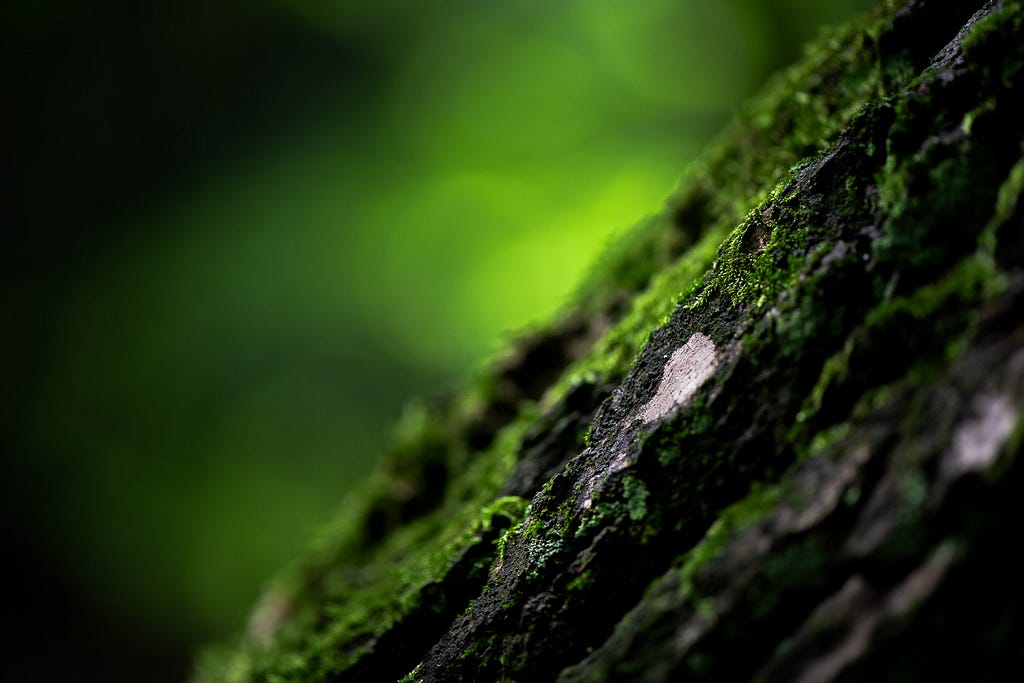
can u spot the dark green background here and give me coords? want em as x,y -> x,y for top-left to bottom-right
3,1 -> 874,680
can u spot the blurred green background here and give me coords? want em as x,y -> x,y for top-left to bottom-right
3,1 -> 874,681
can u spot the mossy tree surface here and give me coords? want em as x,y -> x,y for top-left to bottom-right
196,1 -> 1024,681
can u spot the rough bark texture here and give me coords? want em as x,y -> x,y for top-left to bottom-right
195,1 -> 1024,681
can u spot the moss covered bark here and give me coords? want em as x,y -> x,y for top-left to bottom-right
195,1 -> 1024,681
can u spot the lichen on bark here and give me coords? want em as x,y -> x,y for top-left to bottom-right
195,1 -> 1024,681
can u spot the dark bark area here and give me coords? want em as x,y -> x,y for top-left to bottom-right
195,1 -> 1024,681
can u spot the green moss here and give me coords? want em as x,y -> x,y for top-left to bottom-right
962,1 -> 1023,68
1004,408 -> 1024,470
795,252 -> 1004,441
675,482 -> 781,607
653,401 -> 714,468
567,569 -> 595,593
575,212 -> 687,309
579,423 -> 594,448
750,537 -> 830,620
553,227 -> 724,396
459,633 -> 499,663
520,532 -> 566,581
546,6 -> 895,404
796,337 -> 857,425
623,476 -> 650,522
876,151 -> 986,273
569,471 -> 658,541
960,98 -> 998,137
573,493 -> 620,540
193,407 -> 538,683
546,9 -> 903,410
867,254 -> 1000,324
992,157 -> 1024,228
479,496 -> 531,532
491,498 -> 531,574
869,255 -> 1002,376
398,663 -> 422,683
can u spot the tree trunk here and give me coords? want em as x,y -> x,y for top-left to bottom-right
196,1 -> 1024,681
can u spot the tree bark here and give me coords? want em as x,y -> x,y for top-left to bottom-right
196,1 -> 1024,681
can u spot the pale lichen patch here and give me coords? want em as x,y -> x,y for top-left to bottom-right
609,450 -> 632,474
941,393 -> 1016,479
639,332 -> 719,424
